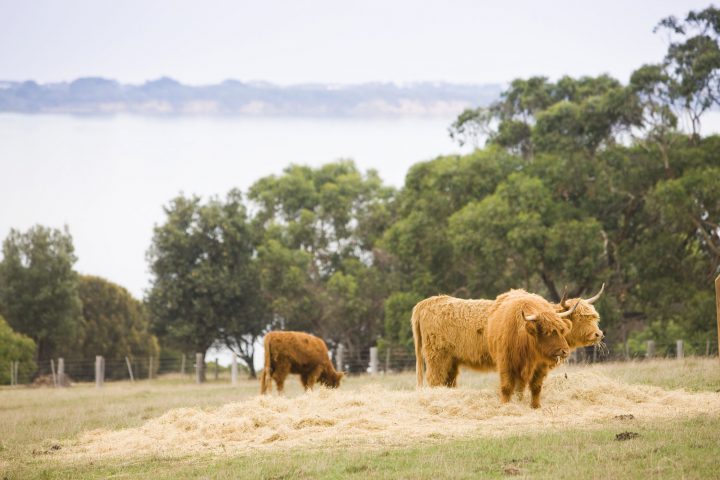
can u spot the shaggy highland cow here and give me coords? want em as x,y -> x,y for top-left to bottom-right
485,290 -> 576,408
260,331 -> 344,394
412,285 -> 604,389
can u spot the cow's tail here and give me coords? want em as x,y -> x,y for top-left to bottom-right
260,335 -> 272,394
412,306 -> 424,387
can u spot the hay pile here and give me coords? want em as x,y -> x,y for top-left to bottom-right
69,370 -> 720,458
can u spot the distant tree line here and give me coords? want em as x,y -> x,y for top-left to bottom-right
0,226 -> 159,374
1,6 -> 718,380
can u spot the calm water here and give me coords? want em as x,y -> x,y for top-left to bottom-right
0,113 -> 468,297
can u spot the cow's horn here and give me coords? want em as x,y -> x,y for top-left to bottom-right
585,283 -> 605,304
558,299 -> 580,318
559,285 -> 569,309
523,310 -> 538,322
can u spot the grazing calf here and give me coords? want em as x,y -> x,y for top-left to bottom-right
260,331 -> 344,394
486,290 -> 574,408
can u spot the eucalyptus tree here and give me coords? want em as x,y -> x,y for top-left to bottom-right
78,275 -> 160,362
147,190 -> 265,375
0,225 -> 84,361
249,160 -> 395,367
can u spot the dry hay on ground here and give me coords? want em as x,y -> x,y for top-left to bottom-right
67,370 -> 720,459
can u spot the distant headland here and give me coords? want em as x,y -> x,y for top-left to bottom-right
0,77 -> 501,117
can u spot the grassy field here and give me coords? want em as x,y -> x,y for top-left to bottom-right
1,358 -> 719,479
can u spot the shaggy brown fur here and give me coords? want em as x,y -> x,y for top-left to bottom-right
485,290 -> 571,408
260,331 -> 344,395
412,288 -> 603,390
555,299 -> 603,348
412,295 -> 496,388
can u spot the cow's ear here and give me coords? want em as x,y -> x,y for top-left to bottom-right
524,320 -> 539,336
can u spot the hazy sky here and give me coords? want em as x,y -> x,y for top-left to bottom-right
0,0 -> 709,85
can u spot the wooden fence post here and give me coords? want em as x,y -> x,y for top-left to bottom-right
385,348 -> 391,373
336,344 -> 344,372
57,358 -> 65,387
195,353 -> 203,384
9,361 -> 14,386
214,358 -> 219,380
148,356 -> 153,380
95,356 -> 104,388
180,354 -> 186,376
676,340 -> 684,360
125,356 -> 135,383
369,347 -> 378,375
646,340 -> 655,359
50,359 -> 57,387
231,355 -> 238,385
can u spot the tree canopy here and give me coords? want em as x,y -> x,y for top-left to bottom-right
78,275 -> 160,361
146,189 -> 266,375
0,315 -> 36,384
0,226 -> 84,361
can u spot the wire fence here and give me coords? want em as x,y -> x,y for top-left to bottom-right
3,338 -> 718,387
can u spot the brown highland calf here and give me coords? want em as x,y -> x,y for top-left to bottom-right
260,331 -> 344,394
412,285 -> 604,389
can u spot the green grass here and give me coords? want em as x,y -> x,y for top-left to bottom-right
590,357 -> 720,392
1,359 -> 719,479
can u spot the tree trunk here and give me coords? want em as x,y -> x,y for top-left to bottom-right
241,354 -> 256,379
195,347 -> 209,382
540,272 -> 560,302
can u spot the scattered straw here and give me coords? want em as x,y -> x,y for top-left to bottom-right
66,370 -> 720,459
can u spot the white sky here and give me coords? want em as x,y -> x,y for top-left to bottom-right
0,0 -> 709,85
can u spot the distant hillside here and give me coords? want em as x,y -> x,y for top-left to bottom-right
0,77 -> 501,117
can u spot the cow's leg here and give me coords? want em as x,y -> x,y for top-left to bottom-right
260,368 -> 272,394
272,361 -> 290,393
300,373 -> 310,390
499,368 -> 516,403
515,382 -> 526,401
445,359 -> 460,388
304,365 -> 324,391
425,353 -> 454,387
529,365 -> 549,409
